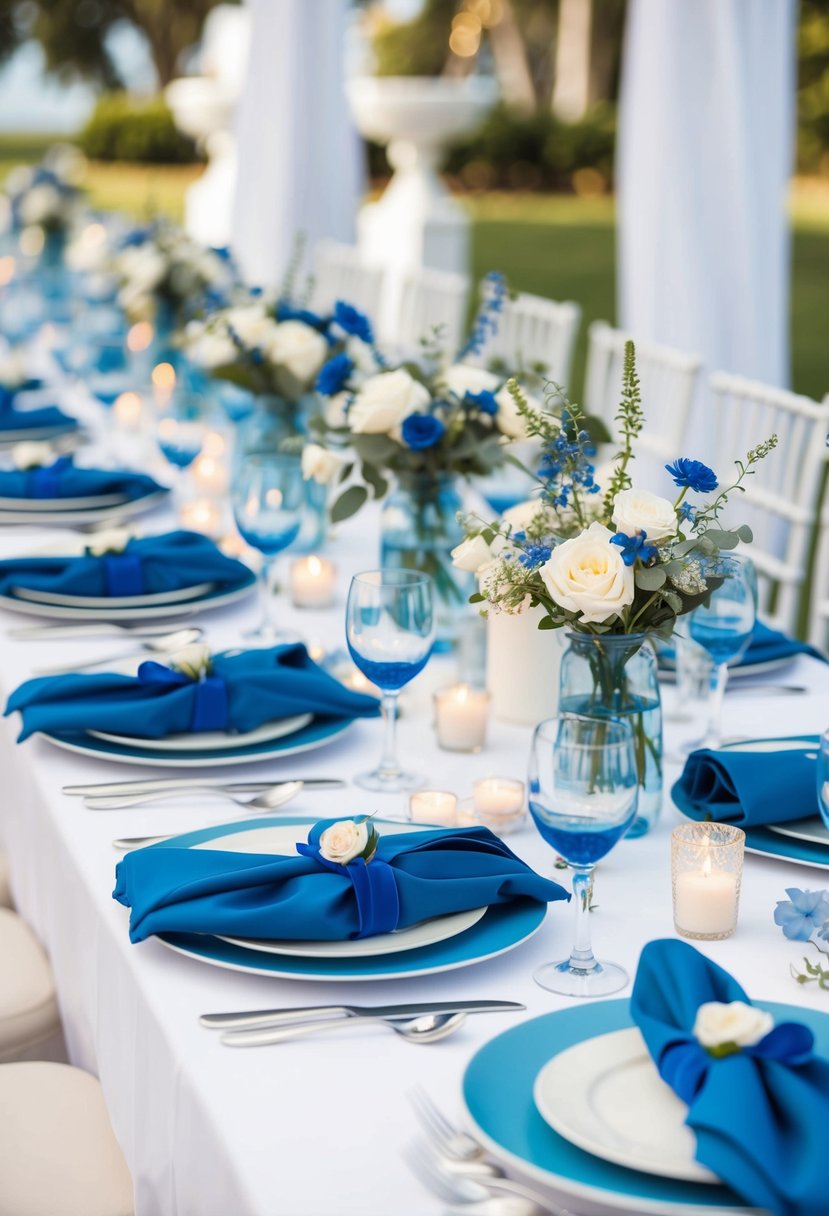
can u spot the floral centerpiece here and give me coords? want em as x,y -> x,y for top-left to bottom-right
455,341 -> 777,832
1,146 -> 85,267
304,272 -> 537,645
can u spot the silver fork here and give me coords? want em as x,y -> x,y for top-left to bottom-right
405,1141 -> 567,1215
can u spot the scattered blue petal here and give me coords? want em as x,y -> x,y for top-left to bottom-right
773,888 -> 829,941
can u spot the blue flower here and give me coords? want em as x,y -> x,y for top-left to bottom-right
678,501 -> 696,523
333,301 -> 374,345
401,413 -> 446,451
610,530 -> 657,567
773,888 -> 829,940
518,543 -> 552,569
315,353 -> 353,396
464,389 -> 498,416
665,458 -> 718,494
275,301 -> 328,332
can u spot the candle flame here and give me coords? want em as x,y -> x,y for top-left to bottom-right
127,322 -> 153,353
307,555 -> 323,576
152,362 -> 176,390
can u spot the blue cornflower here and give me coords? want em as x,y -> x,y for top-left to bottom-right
401,413 -> 446,451
518,543 -> 552,570
665,458 -> 718,494
610,530 -> 657,566
464,389 -> 498,416
333,301 -> 374,344
774,888 -> 829,940
678,501 -> 696,523
315,352 -> 353,396
275,300 -> 329,332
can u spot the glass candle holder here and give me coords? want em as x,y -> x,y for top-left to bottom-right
409,790 -> 458,826
473,777 -> 526,834
671,823 -> 745,940
433,684 -> 490,752
290,555 -> 336,608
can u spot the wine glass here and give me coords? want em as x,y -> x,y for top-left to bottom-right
688,553 -> 758,749
232,453 -> 306,643
817,728 -> 829,830
528,715 -> 638,997
346,570 -> 435,791
156,391 -> 207,477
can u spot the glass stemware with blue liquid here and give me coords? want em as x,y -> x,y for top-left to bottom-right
688,553 -> 757,748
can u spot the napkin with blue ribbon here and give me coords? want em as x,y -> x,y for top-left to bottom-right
113,818 -> 567,944
6,643 -> 380,741
632,939 -> 829,1216
0,456 -> 165,503
0,385 -> 77,434
0,379 -> 43,411
0,530 -> 251,599
672,737 -> 819,827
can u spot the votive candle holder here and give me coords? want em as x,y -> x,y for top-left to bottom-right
671,822 -> 745,941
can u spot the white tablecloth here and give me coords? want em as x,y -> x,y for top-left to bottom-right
0,393 -> 827,1216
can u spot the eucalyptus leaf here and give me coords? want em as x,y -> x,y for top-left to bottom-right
737,524 -> 753,543
703,528 -> 740,550
330,484 -> 368,524
361,462 -> 388,500
635,566 -> 667,590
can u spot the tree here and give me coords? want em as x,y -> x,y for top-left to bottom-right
0,0 -> 230,88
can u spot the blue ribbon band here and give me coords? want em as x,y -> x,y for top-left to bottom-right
26,456 -> 72,499
136,662 -> 229,733
103,554 -> 144,597
659,1020 -> 817,1105
297,825 -> 400,939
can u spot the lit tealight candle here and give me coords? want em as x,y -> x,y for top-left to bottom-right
179,498 -> 222,537
127,322 -> 154,354
672,824 -> 744,941
113,391 -> 143,431
434,684 -> 490,752
290,555 -> 336,608
191,452 -> 229,497
409,790 -> 458,827
473,778 -> 526,834
341,667 -> 380,697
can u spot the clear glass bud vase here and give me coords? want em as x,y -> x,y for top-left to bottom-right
380,472 -> 473,651
558,631 -> 663,836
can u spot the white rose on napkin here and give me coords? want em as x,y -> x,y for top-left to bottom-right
12,441 -> 55,470
539,521 -> 634,624
264,321 -> 328,386
612,488 -> 677,543
86,528 -> 132,557
349,369 -> 430,436
451,534 -> 494,573
319,819 -> 371,866
301,443 -> 344,486
441,364 -> 500,399
169,643 -> 212,681
694,1000 -> 774,1052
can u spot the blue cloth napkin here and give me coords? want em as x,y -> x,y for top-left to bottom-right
113,819 -> 567,944
0,456 -> 165,503
632,939 -> 829,1216
740,622 -> 825,666
0,379 -> 43,410
672,737 -> 819,827
0,530 -> 251,599
0,400 -> 79,433
6,643 -> 380,741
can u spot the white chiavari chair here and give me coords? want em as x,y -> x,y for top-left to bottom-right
310,241 -> 385,319
709,373 -> 829,638
806,393 -> 829,653
480,289 -> 581,391
394,266 -> 470,357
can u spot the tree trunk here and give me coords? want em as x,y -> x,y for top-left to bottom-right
488,0 -> 537,113
552,0 -> 592,120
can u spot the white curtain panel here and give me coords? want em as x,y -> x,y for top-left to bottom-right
231,0 -> 364,289
617,0 -> 797,388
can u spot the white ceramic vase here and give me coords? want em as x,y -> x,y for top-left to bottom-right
487,604 -> 562,725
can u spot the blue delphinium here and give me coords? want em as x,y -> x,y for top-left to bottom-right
665,458 -> 718,494
456,271 -> 507,360
537,426 -> 600,512
678,501 -> 696,523
464,389 -> 498,416
517,542 -> 553,570
275,300 -> 329,333
316,352 -> 353,396
333,300 -> 374,345
774,888 -> 829,940
402,413 -> 446,451
610,531 -> 657,566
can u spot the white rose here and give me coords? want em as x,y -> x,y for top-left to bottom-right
693,1001 -> 774,1051
120,245 -> 167,293
223,305 -> 273,349
451,534 -> 494,573
539,521 -> 634,625
346,336 -> 381,376
349,369 -> 431,435
502,499 -> 543,532
324,391 -> 350,429
494,385 -> 544,440
442,364 -> 500,399
612,488 -> 677,543
264,320 -> 328,386
301,443 -> 344,486
5,166 -> 34,198
169,643 -> 212,681
319,819 -> 369,865
12,441 -> 54,470
19,184 -> 62,226
0,348 -> 29,389
193,329 -> 238,369
86,527 -> 132,557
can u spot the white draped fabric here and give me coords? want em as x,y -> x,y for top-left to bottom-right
230,0 -> 364,289
617,0 -> 797,388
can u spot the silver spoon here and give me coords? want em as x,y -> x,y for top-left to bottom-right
110,781 -> 305,848
95,778 -> 306,813
32,627 -> 204,676
221,1011 -> 467,1047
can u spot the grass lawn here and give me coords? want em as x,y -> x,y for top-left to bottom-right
2,134 -> 827,400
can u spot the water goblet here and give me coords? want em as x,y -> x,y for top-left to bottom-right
817,728 -> 829,830
346,570 -> 435,792
528,714 -> 638,997
232,453 -> 306,644
688,553 -> 758,748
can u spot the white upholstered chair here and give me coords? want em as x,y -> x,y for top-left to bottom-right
0,849 -> 12,908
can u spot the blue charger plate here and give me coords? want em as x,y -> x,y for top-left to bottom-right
141,816 -> 549,981
463,998 -> 829,1214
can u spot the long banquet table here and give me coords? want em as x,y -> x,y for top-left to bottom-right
0,394 -> 827,1216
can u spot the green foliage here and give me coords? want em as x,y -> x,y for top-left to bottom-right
798,0 -> 829,173
78,93 -> 200,164
371,0 -> 452,77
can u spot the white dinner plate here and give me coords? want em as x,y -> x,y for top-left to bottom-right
89,712 -> 313,754
12,581 -> 215,609
0,489 -> 168,527
659,654 -> 794,683
0,571 -> 256,622
0,492 -> 127,511
533,1028 -> 717,1185
768,817 -> 829,846
0,425 -> 78,446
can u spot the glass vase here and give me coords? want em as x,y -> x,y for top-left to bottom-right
234,393 -> 326,553
380,473 -> 473,651
558,631 -> 663,837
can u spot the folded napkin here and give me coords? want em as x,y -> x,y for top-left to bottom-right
113,819 -> 567,944
632,939 -> 829,1216
672,737 -> 819,827
741,621 -> 825,666
6,643 -> 380,741
0,401 -> 78,433
0,530 -> 251,599
0,456 -> 164,503
0,379 -> 43,410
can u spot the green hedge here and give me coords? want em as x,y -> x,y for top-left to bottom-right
78,94 -> 202,164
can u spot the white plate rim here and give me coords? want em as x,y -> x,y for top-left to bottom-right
89,711 -> 313,754
0,574 -> 254,621
659,654 -> 794,683
767,818 -> 829,846
0,492 -> 127,511
11,580 -> 215,609
532,1027 -> 717,1185
0,488 -> 168,526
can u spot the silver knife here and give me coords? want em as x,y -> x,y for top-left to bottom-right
200,1000 -> 524,1031
64,777 -> 345,796
9,622 -> 195,640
